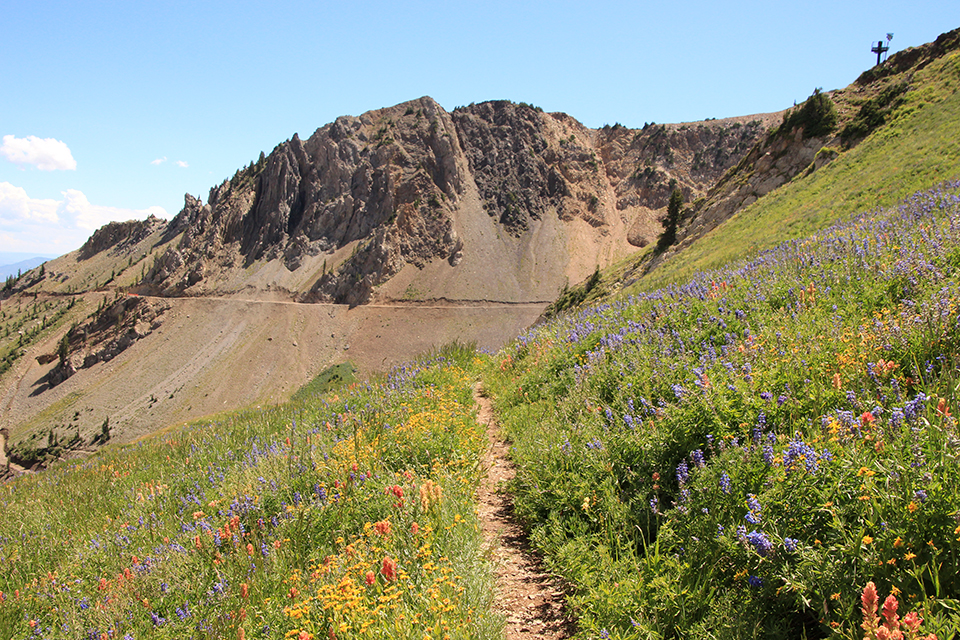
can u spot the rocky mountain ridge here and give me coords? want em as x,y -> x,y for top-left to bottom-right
7,26 -> 958,452
122,97 -> 778,306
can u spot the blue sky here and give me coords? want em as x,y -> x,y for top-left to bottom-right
1,0 -> 953,255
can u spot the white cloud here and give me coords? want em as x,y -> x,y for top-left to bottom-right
176,160 -> 189,168
1,135 -> 77,171
0,182 -> 59,223
0,181 -> 166,254
151,156 -> 167,165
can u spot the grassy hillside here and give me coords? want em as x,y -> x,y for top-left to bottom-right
7,181 -> 959,639
634,48 -> 960,292
0,345 -> 498,639
482,181 -> 960,638
4,193 -> 960,639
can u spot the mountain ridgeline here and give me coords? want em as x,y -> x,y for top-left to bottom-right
4,27 -> 958,452
130,99 -> 777,305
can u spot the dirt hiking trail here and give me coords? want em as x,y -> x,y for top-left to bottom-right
474,384 -> 576,639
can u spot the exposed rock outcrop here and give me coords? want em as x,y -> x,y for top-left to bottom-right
124,97 -> 775,304
679,124 -> 831,245
454,101 -> 570,234
142,97 -> 467,303
39,295 -> 168,387
78,216 -> 166,260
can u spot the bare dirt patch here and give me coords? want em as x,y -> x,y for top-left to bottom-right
474,384 -> 575,640
0,293 -> 547,451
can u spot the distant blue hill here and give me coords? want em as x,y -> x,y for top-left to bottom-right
0,255 -> 56,281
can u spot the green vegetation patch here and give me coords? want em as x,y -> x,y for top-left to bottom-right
290,362 -> 357,403
636,50 -> 960,293
483,182 -> 960,638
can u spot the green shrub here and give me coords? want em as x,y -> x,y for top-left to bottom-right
779,88 -> 838,139
841,82 -> 909,143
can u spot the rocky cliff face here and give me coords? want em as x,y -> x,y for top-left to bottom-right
39,295 -> 168,387
143,97 -> 466,304
135,97 -> 774,304
78,216 -> 166,261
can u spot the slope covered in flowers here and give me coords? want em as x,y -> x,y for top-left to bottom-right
0,345 -> 496,640
483,182 -> 960,639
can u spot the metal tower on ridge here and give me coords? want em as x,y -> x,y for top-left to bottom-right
872,33 -> 893,66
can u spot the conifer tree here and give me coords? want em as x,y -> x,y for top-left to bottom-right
657,188 -> 684,252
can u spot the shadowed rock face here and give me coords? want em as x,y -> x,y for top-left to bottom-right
453,101 -> 567,235
137,97 -> 775,304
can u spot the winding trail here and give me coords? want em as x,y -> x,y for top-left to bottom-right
474,384 -> 575,640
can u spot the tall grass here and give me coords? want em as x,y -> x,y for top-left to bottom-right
483,182 -> 960,638
0,346 -> 498,639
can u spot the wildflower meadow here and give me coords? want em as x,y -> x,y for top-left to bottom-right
5,180 -> 960,639
483,182 -> 960,638
0,345 -> 497,640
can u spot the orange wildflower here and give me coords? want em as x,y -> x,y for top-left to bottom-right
381,556 -> 397,581
861,581 -> 879,636
937,398 -> 952,417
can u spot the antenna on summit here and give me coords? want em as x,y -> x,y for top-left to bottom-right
871,33 -> 893,66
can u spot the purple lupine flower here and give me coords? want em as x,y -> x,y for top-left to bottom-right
745,494 -> 762,524
719,472 -> 731,494
762,443 -> 775,466
747,530 -> 773,556
691,449 -> 705,468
